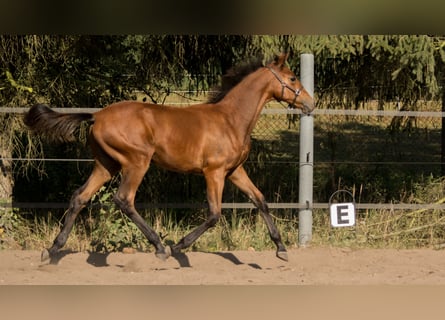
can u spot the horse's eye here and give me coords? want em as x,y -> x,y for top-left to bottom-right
290,77 -> 296,82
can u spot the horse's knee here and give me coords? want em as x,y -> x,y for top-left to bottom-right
248,192 -> 268,213
258,201 -> 269,213
70,182 -> 102,210
68,190 -> 88,212
114,195 -> 130,212
252,197 -> 269,213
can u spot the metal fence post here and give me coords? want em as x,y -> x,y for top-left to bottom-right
298,53 -> 314,247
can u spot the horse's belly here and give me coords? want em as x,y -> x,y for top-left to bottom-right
151,154 -> 203,174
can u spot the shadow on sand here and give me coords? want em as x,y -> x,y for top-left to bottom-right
46,249 -> 262,270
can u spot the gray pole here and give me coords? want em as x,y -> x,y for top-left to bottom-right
298,53 -> 314,247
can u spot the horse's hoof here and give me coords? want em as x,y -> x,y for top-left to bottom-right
41,249 -> 50,262
155,246 -> 171,261
276,250 -> 288,262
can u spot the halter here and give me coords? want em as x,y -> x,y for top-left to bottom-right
266,66 -> 302,107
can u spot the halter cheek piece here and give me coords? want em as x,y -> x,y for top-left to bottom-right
266,66 -> 302,107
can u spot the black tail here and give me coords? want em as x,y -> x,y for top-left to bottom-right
23,104 -> 94,143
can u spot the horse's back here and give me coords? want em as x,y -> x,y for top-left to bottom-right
94,100 -> 159,118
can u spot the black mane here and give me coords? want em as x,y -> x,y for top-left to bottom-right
207,56 -> 264,104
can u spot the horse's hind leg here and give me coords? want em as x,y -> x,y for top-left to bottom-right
228,165 -> 288,261
113,165 -> 171,261
42,161 -> 116,263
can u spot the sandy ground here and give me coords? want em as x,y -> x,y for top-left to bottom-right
1,247 -> 445,285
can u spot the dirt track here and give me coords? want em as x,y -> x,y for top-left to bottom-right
1,247 -> 445,285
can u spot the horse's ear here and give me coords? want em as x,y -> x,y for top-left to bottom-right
272,52 -> 289,69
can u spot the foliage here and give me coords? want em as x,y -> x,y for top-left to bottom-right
0,208 -> 30,249
86,186 -> 150,252
250,35 -> 445,115
2,35 -> 445,252
313,177 -> 445,249
3,35 -> 445,109
0,35 -> 253,108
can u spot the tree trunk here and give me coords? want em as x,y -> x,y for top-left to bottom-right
442,85 -> 445,176
0,146 -> 13,204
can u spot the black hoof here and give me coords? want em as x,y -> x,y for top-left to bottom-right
155,246 -> 171,261
276,250 -> 288,262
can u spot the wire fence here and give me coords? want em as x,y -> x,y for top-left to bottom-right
1,99 -> 445,212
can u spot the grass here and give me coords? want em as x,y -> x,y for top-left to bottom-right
2,177 -> 444,253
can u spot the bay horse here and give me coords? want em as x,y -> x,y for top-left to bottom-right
24,53 -> 315,264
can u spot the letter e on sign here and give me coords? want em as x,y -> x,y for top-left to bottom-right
330,203 -> 355,227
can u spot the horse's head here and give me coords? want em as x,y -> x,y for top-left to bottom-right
267,53 -> 315,114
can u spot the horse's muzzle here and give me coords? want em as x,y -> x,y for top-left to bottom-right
302,101 -> 315,114
290,100 -> 315,115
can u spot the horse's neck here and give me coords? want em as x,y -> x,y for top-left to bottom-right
219,69 -> 272,138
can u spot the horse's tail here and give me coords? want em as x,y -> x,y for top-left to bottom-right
23,104 -> 95,143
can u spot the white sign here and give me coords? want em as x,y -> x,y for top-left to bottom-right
330,203 -> 355,227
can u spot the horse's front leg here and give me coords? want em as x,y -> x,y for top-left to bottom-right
228,165 -> 288,261
171,169 -> 225,253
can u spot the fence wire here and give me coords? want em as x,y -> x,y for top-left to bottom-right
1,103 -> 444,211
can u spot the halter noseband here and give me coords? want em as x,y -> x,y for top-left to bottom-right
266,66 -> 302,107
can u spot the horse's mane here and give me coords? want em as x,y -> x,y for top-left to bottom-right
207,56 -> 264,104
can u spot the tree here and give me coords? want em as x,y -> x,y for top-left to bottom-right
251,35 -> 444,106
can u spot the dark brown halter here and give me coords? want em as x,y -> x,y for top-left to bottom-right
266,66 -> 302,107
